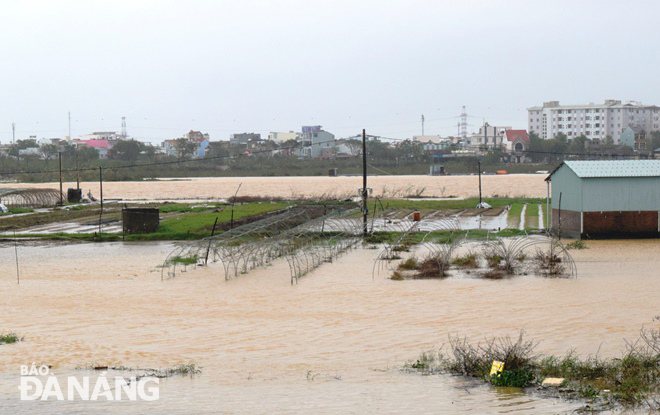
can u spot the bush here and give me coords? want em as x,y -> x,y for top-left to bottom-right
414,256 -> 448,279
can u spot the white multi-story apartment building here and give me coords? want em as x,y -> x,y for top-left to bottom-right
528,100 -> 660,143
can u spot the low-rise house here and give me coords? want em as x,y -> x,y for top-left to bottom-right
298,126 -> 335,158
230,132 -> 260,147
469,125 -> 510,148
73,138 -> 117,159
503,130 -> 530,163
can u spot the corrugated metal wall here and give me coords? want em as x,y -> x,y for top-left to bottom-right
550,166 -> 583,211
582,177 -> 660,211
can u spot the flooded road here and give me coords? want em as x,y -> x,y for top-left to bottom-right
1,238 -> 658,414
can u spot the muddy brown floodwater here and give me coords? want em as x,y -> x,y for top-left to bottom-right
0,174 -> 549,200
0,176 -> 658,414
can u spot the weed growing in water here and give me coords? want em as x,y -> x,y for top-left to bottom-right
414,256 -> 448,279
397,257 -> 419,270
451,253 -> 479,268
407,327 -> 660,409
566,240 -> 588,250
391,271 -> 405,281
0,332 -> 22,344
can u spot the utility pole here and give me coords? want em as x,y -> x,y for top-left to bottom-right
484,121 -> 488,148
12,123 -> 15,144
76,150 -> 80,190
59,152 -> 63,205
460,106 -> 468,141
478,159 -> 482,208
421,114 -> 425,136
68,111 -> 71,140
362,129 -> 368,237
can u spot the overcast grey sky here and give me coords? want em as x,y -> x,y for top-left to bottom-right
1,0 -> 658,144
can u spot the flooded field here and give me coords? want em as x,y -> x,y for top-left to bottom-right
1,237 -> 659,414
0,174 -> 548,200
0,176 -> 657,413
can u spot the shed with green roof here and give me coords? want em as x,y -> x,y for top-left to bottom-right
545,160 -> 660,238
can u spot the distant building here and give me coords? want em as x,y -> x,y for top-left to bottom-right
413,135 -> 451,153
619,127 -> 636,149
18,147 -> 40,157
230,132 -> 260,146
74,138 -> 118,159
81,131 -> 123,141
162,130 -> 211,158
161,139 -> 178,157
469,125 -> 511,148
298,126 -> 335,158
546,160 -> 660,239
412,135 -> 443,144
528,100 -> 660,143
503,130 -> 530,163
184,130 -> 210,158
268,131 -> 299,142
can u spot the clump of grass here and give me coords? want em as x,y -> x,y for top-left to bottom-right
482,269 -> 509,279
167,255 -> 198,266
451,253 -> 479,268
398,257 -> 419,270
161,363 -> 202,377
0,332 -> 23,344
408,327 -> 660,408
491,369 -> 534,388
76,363 -> 202,378
414,256 -> 448,279
410,350 -> 437,370
391,271 -> 405,281
485,254 -> 503,269
566,240 -> 588,250
9,207 -> 34,214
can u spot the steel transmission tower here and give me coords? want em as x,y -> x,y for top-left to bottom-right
460,106 -> 468,140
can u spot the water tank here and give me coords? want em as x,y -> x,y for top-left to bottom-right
67,188 -> 82,203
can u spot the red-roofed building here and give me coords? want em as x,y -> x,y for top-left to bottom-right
503,130 -> 529,163
73,136 -> 119,159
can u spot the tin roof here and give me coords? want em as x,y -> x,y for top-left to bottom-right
546,160 -> 660,180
